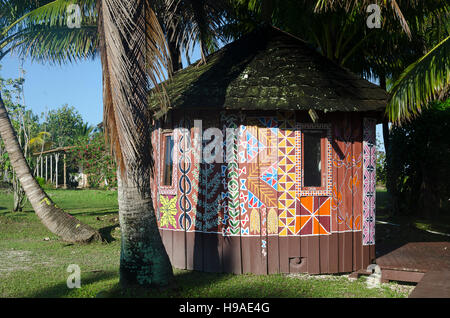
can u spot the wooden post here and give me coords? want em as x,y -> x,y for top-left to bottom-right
50,154 -> 53,184
63,153 -> 67,189
40,156 -> 43,178
55,153 -> 59,188
36,157 -> 39,177
45,155 -> 48,181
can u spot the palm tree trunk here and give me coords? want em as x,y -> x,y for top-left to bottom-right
117,171 -> 172,287
0,93 -> 101,243
98,0 -> 173,287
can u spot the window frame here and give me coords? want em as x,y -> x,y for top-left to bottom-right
301,128 -> 328,190
159,130 -> 177,193
297,123 -> 332,197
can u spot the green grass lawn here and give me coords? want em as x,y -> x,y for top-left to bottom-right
0,188 -> 412,298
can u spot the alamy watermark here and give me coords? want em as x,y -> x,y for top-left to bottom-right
164,120 -> 278,165
66,264 -> 81,289
67,4 -> 81,29
65,3 -> 381,30
366,4 -> 381,29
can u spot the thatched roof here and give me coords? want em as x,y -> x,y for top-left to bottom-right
149,26 -> 388,118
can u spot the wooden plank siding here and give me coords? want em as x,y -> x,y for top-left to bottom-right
153,110 -> 375,275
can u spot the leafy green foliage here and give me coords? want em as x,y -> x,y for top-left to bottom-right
386,99 -> 450,217
66,131 -> 117,189
0,67 -> 40,210
388,36 -> 450,123
44,104 -> 91,148
376,150 -> 386,186
1,0 -> 98,63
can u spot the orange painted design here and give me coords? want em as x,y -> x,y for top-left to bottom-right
296,196 -> 331,235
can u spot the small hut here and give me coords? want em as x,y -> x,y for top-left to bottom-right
149,26 -> 387,275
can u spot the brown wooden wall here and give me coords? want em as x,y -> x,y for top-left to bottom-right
152,110 -> 376,275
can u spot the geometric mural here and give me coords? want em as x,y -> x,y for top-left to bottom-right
155,113 -> 369,239
295,196 -> 331,235
331,118 -> 363,233
260,163 -> 278,190
277,113 -> 297,237
362,118 -> 377,245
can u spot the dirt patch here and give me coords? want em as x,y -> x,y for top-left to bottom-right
0,249 -> 54,276
286,273 -> 349,281
285,272 -> 415,296
0,250 -> 33,274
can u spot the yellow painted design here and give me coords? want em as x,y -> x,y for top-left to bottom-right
160,195 -> 177,228
267,208 -> 278,234
250,208 -> 260,234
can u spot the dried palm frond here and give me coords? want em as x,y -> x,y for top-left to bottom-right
155,0 -> 228,67
98,0 -> 170,188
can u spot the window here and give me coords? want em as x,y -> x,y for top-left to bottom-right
302,129 -> 327,189
162,134 -> 174,186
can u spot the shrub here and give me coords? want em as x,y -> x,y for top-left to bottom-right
36,176 -> 46,187
386,99 -> 450,217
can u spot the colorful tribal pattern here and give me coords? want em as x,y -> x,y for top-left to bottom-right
177,125 -> 193,231
277,113 -> 297,237
222,113 -> 240,236
296,123 -> 333,197
159,195 -> 178,229
362,118 -> 376,245
296,196 -> 331,235
155,113 -> 370,240
331,119 -> 363,232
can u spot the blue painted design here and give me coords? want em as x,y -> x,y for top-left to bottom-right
260,164 -> 278,190
248,190 -> 263,208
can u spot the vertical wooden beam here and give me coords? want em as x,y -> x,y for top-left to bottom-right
63,153 -> 67,189
55,153 -> 59,188
36,157 -> 40,177
50,155 -> 53,184
45,155 -> 48,182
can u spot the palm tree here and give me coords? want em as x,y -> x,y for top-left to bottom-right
313,0 -> 450,122
388,34 -> 449,123
152,0 -> 229,73
3,0 -> 174,287
0,93 -> 101,241
97,0 -> 173,287
0,0 -> 101,242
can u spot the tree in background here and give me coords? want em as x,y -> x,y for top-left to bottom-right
310,0 -> 450,123
0,1 -> 101,242
67,129 -> 117,189
152,0 -> 230,73
387,99 -> 450,218
3,0 -> 174,287
44,104 -> 92,147
0,67 -> 45,211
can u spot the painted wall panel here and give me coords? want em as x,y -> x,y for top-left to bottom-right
152,111 -> 372,275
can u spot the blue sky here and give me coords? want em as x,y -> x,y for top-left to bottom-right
1,54 -> 104,125
0,48 -> 385,149
1,48 -> 201,126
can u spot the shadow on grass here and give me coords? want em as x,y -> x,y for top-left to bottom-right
376,190 -> 450,258
72,210 -> 118,217
99,224 -> 120,243
100,270 -> 235,298
0,210 -> 34,217
31,270 -> 118,298
98,270 -> 315,298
